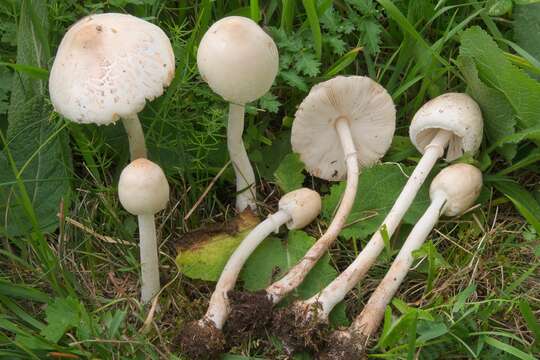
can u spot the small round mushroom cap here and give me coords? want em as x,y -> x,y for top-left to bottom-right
118,159 -> 170,215
49,13 -> 175,125
197,16 -> 278,104
410,93 -> 483,161
291,76 -> 396,181
278,188 -> 322,230
429,163 -> 482,217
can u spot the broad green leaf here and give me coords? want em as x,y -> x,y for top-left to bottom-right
175,212 -> 259,281
459,27 -> 540,129
514,3 -> 540,62
0,0 -> 72,237
273,153 -> 305,193
487,0 -> 512,16
490,177 -> 540,233
242,230 -> 348,325
322,164 -> 431,241
240,237 -> 286,291
40,297 -> 81,343
457,55 -> 517,160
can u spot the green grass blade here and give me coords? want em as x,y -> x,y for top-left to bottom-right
484,336 -> 535,360
302,0 -> 322,59
250,0 -> 260,22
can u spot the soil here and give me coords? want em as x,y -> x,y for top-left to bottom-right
224,290 -> 274,343
317,330 -> 368,360
272,301 -> 329,353
177,319 -> 226,360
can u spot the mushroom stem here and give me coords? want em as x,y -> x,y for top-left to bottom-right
122,114 -> 147,160
306,129 -> 452,317
349,192 -> 446,338
138,214 -> 160,304
228,103 -> 257,211
266,117 -> 359,303
206,210 -> 291,329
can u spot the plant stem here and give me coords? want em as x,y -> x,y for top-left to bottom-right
307,129 -> 452,317
206,210 -> 290,329
266,117 -> 359,303
122,114 -> 147,160
228,103 -> 256,212
350,193 -> 446,336
138,214 -> 160,304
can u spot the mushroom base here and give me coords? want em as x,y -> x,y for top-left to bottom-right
317,330 -> 368,360
178,319 -> 226,360
225,290 -> 274,343
272,301 -> 329,353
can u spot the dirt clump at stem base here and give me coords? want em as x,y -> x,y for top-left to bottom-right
225,290 -> 274,343
317,330 -> 368,360
177,319 -> 226,360
272,301 -> 329,353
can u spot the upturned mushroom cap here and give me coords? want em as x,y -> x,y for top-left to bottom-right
278,188 -> 321,230
49,13 -> 175,125
197,16 -> 279,104
291,76 -> 396,181
429,163 -> 482,217
118,159 -> 170,215
410,93 -> 483,161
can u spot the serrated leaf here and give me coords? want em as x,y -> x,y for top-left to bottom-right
294,52 -> 321,77
459,27 -> 540,129
514,3 -> 540,62
176,211 -> 260,281
280,71 -> 309,92
325,36 -> 347,55
322,164 -> 431,241
40,297 -> 81,343
0,0 -> 72,237
457,55 -> 517,160
258,92 -> 281,113
273,153 -> 305,193
359,19 -> 382,53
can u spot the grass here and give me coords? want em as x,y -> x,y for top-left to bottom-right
1,0 -> 539,359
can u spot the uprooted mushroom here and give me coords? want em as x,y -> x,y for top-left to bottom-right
319,163 -> 482,360
272,93 -> 483,351
178,188 -> 321,359
226,75 -> 396,338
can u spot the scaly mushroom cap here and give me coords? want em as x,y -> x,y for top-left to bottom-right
278,188 -> 321,230
49,13 -> 175,125
197,16 -> 279,104
118,159 -> 170,215
410,93 -> 483,161
429,163 -> 482,217
291,76 -> 396,181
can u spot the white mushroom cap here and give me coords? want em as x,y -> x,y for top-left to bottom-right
49,13 -> 175,125
429,163 -> 482,217
278,188 -> 321,230
197,16 -> 279,104
118,158 -> 170,215
410,93 -> 483,161
291,76 -> 396,181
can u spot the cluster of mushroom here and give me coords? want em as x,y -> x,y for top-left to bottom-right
49,12 -> 485,360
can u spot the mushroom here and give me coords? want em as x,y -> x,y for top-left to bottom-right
118,158 -> 169,304
178,188 -> 321,359
197,16 -> 279,211
272,92 -> 483,352
319,163 -> 483,359
49,13 -> 175,160
226,76 -> 395,339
